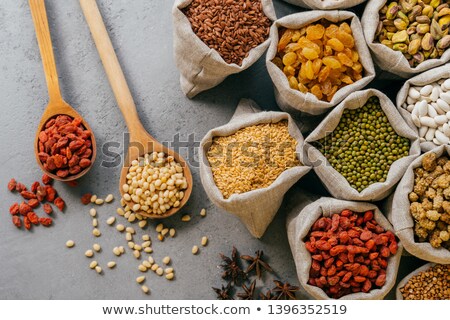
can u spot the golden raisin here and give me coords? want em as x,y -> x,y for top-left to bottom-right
337,52 -> 353,67
306,24 -> 325,40
282,52 -> 297,66
327,38 -> 345,52
310,84 -> 323,100
305,60 -> 315,80
302,47 -> 319,60
278,29 -> 294,52
336,31 -> 354,48
322,56 -> 342,69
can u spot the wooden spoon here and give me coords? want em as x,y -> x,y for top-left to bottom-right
30,0 -> 96,181
79,0 -> 192,219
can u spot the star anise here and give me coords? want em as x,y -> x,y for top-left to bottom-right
212,282 -> 234,300
259,289 -> 275,300
220,246 -> 246,285
237,280 -> 256,300
241,250 -> 273,279
272,280 -> 300,300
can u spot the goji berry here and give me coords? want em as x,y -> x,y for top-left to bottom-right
7,178 -> 17,191
28,199 -> 40,209
36,186 -> 47,202
21,191 -> 37,200
9,203 -> 19,215
12,216 -> 21,228
54,197 -> 65,211
19,202 -> 32,216
16,182 -> 27,192
42,173 -> 53,185
43,204 -> 53,215
39,217 -> 52,227
27,212 -> 39,225
31,181 -> 40,193
23,216 -> 31,230
45,186 -> 56,202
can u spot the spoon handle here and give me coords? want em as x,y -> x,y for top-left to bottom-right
79,0 -> 148,142
29,0 -> 63,104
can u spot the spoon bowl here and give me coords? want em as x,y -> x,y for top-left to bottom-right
80,0 -> 192,218
30,0 -> 96,181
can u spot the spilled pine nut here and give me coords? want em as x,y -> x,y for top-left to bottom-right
116,224 -> 125,232
128,213 -> 136,222
106,217 -> 116,225
66,240 -> 75,248
142,260 -> 152,268
201,236 -> 208,246
148,256 -> 155,264
90,195 -> 97,203
126,227 -> 135,234
144,247 -> 153,253
142,241 -> 151,248
169,228 -> 176,237
128,241 -> 135,249
92,218 -> 98,227
165,273 -> 174,280
151,264 -> 159,271
138,264 -> 148,272
165,268 -> 174,274
95,266 -> 102,274
105,194 -> 114,203
136,276 -> 146,284
156,223 -> 164,233
113,247 -> 121,256
95,198 -> 104,205
93,244 -> 101,252
126,233 -> 133,241
89,208 -> 96,217
162,256 -> 171,265
92,228 -> 101,237
89,261 -> 98,269
141,285 -> 149,294
181,215 -> 191,222
138,220 -> 147,228
192,245 -> 199,255
133,250 -> 141,259
156,267 -> 164,276
116,208 -> 125,216
200,208 -> 206,217
85,250 -> 94,258
107,261 -> 116,269
142,234 -> 150,241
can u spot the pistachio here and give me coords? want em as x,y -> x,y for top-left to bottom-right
400,0 -> 413,13
387,2 -> 400,20
438,8 -> 450,17
430,0 -> 440,9
398,11 -> 410,23
407,25 -> 417,35
417,23 -> 430,34
413,51 -> 425,63
437,35 -> 450,49
416,15 -> 431,24
439,15 -> 450,29
376,21 -> 384,36
408,38 -> 422,54
393,43 -> 409,52
430,47 -> 439,58
431,18 -> 443,40
423,5 -> 434,18
437,3 -> 450,12
395,18 -> 408,30
393,30 -> 409,42
381,39 -> 394,48
408,5 -> 423,22
380,5 -> 388,14
421,32 -> 434,50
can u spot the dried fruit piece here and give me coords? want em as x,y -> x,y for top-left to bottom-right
7,178 -> 17,191
9,203 -> 19,215
39,217 -> 52,227
27,212 -> 39,225
21,191 -> 37,200
28,199 -> 40,209
54,197 -> 65,211
19,202 -> 32,216
43,203 -> 53,215
81,193 -> 92,205
12,216 -> 22,228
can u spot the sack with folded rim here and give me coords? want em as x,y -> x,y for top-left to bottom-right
280,0 -> 367,10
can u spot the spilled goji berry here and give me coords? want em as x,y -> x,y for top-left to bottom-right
19,202 -> 32,216
54,197 -> 65,211
42,173 -> 53,185
16,183 -> 27,192
28,199 -> 40,209
9,203 -> 19,215
43,204 -> 53,215
23,216 -> 31,230
81,193 -> 92,205
31,181 -> 40,193
27,212 -> 39,225
45,186 -> 56,202
7,178 -> 17,191
39,217 -> 52,227
12,216 -> 21,228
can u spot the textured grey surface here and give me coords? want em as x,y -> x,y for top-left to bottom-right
0,0 -> 424,300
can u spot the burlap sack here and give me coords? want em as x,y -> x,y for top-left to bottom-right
286,197 -> 403,300
280,0 -> 366,10
305,89 -> 421,201
390,145 -> 450,264
396,64 -> 450,152
172,0 -> 276,98
362,0 -> 450,78
199,99 -> 311,238
395,263 -> 435,300
266,11 -> 375,115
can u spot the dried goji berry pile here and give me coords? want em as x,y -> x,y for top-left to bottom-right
305,209 -> 398,299
37,115 -> 93,178
7,174 -> 65,230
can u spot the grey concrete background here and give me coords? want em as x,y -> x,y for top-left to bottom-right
0,0 -> 424,300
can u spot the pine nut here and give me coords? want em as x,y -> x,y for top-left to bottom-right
142,260 -> 152,268
95,198 -> 104,205
169,228 -> 176,237
138,264 -> 147,272
158,234 -> 164,241
66,240 -> 75,248
119,246 -> 125,253
165,268 -> 174,274
148,256 -> 155,264
181,215 -> 191,222
113,247 -> 121,256
128,213 -> 136,222
93,244 -> 101,252
116,208 -> 125,216
144,247 -> 153,253
107,261 -> 116,269
120,198 -> 125,206
106,217 -> 116,225
89,261 -> 98,269
116,224 -> 125,232
134,244 -> 142,251
95,266 -> 102,274
138,220 -> 147,228
156,223 -> 164,233
165,273 -> 174,280
142,241 -> 151,248
92,228 -> 101,237
128,241 -> 135,249
200,208 -> 206,217
162,256 -> 171,265
192,245 -> 199,255
85,250 -> 94,258
92,218 -> 98,227
161,228 -> 169,236
105,194 -> 114,203
201,236 -> 208,246
156,267 -> 164,276
124,211 -> 131,219
126,233 -> 133,241
136,213 -> 144,220
142,234 -> 150,241
133,250 -> 140,259
141,285 -> 149,294
151,264 -> 159,271
126,227 -> 135,234
90,195 -> 97,203
136,276 -> 146,284
89,208 -> 96,217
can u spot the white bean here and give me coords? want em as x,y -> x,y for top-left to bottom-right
420,85 -> 433,96
431,87 -> 440,102
408,87 -> 421,100
433,138 -> 443,145
435,115 -> 448,125
444,79 -> 450,91
438,99 -> 450,112
444,123 -> 450,136
426,128 -> 436,141
419,126 -> 428,138
420,116 -> 438,128
428,104 -> 438,118
435,130 -> 450,144
417,100 -> 428,117
440,92 -> 450,104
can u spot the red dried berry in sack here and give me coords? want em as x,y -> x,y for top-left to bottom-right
36,186 -> 47,202
23,216 -> 31,230
21,190 -> 37,200
28,199 -> 40,209
16,182 -> 27,192
54,197 -> 65,211
43,203 -> 53,215
12,216 -> 21,228
27,212 -> 39,225
39,217 -> 52,227
19,202 -> 32,216
45,186 -> 56,202
9,203 -> 19,215
31,181 -> 40,193
81,193 -> 92,205
7,178 -> 17,191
